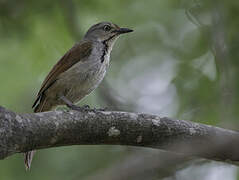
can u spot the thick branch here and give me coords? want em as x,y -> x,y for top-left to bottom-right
0,106 -> 239,164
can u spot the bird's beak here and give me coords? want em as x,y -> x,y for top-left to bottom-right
114,28 -> 133,34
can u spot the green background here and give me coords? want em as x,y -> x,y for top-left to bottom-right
0,0 -> 239,179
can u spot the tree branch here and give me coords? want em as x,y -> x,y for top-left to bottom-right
0,106 -> 239,165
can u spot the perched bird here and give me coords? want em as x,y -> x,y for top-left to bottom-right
24,22 -> 133,170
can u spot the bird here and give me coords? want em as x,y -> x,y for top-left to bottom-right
24,22 -> 133,170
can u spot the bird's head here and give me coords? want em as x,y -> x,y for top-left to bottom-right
84,22 -> 133,47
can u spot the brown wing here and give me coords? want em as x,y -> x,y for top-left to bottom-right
32,40 -> 92,109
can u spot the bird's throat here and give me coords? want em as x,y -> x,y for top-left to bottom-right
101,41 -> 109,63
100,34 -> 118,63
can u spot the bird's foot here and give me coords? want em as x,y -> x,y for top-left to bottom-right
67,104 -> 91,112
67,103 -> 108,113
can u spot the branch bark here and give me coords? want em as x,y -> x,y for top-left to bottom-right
0,106 -> 239,165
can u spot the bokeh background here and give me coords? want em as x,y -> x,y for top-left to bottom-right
0,0 -> 239,179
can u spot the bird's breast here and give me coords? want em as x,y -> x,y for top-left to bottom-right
58,49 -> 110,102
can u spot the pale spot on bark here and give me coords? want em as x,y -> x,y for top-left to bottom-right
100,111 -> 112,115
55,121 -> 59,128
107,126 -> 120,137
36,113 -> 45,118
137,135 -> 142,143
55,110 -> 63,115
88,112 -> 96,115
68,111 -> 75,115
152,118 -> 161,126
129,113 -> 138,120
4,113 -> 11,119
189,128 -> 196,135
16,115 -> 23,123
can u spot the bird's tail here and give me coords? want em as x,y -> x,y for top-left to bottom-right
24,150 -> 36,171
24,95 -> 51,170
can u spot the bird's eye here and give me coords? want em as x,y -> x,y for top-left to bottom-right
103,25 -> 111,32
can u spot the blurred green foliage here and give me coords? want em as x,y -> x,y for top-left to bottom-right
0,0 -> 239,179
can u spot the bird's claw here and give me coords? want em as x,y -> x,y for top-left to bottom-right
67,104 -> 90,112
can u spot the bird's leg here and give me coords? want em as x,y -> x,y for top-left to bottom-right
60,96 -> 88,112
59,96 -> 105,112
